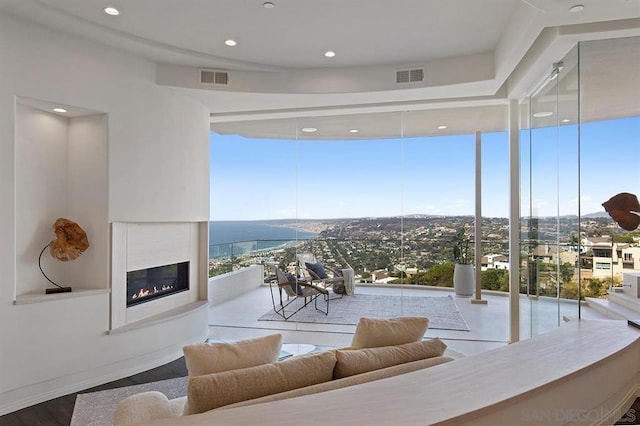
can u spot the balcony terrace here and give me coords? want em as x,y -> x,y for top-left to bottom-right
207,262 -> 613,357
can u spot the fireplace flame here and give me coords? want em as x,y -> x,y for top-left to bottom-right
130,283 -> 175,300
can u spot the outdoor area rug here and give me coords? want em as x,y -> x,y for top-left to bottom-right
259,294 -> 470,331
71,376 -> 187,426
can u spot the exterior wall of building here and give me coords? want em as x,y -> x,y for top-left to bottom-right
590,244 -> 640,279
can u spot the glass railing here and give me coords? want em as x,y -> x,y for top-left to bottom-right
208,236 -> 619,301
208,239 -> 295,276
210,236 -> 511,288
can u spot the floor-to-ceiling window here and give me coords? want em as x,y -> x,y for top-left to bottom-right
579,36 -> 640,297
520,36 -> 640,338
480,131 -> 510,290
209,110 -> 509,340
208,121 -> 298,275
208,35 -> 638,342
520,45 -> 580,338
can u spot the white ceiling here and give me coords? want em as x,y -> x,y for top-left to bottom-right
39,0 -> 521,70
0,0 -> 529,70
1,0 -> 639,138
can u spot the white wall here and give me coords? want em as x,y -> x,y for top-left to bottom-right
208,265 -> 264,306
66,113 -> 109,289
0,12 -> 210,414
15,105 -> 109,294
15,105 -> 70,295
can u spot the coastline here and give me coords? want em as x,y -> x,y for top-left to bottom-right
208,221 -> 320,259
271,221 -> 333,235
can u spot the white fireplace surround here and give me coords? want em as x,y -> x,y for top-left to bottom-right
111,222 -> 201,330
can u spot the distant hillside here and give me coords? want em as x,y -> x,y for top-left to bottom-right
582,211 -> 609,219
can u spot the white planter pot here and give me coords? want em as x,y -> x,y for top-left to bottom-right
454,264 -> 474,296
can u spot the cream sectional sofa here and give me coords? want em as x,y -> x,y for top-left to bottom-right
114,317 -> 456,425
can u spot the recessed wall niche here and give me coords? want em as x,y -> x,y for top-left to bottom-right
14,98 -> 108,299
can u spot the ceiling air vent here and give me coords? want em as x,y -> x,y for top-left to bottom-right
396,68 -> 424,83
200,69 -> 229,85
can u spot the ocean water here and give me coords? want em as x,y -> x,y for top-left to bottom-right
209,221 -> 316,258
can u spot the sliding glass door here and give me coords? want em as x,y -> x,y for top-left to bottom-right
521,46 -> 580,338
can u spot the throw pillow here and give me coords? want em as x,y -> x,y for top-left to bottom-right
184,350 -> 337,415
350,316 -> 429,348
333,338 -> 447,379
114,391 -> 174,424
183,334 -> 282,377
305,262 -> 329,279
285,272 -> 304,296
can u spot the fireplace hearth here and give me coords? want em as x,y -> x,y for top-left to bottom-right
126,261 -> 189,307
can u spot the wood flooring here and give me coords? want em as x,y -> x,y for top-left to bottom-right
0,357 -> 187,426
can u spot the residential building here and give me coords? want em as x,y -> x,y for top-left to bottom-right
588,238 -> 640,279
481,254 -> 509,270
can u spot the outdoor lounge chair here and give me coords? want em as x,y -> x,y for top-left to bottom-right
296,252 -> 347,296
295,252 -> 318,278
267,263 -> 330,320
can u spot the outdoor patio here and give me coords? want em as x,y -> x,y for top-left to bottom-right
207,283 -> 612,356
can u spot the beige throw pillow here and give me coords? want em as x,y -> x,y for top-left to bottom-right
113,391 -> 175,424
334,338 -> 447,379
184,350 -> 337,415
350,316 -> 429,348
183,334 -> 282,377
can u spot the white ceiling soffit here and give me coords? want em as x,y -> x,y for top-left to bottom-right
580,36 -> 640,123
211,105 -> 509,140
212,34 -> 640,139
17,96 -> 103,118
507,17 -> 640,100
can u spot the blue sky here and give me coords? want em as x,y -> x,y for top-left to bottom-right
210,116 -> 639,221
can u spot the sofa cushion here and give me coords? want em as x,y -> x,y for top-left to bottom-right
184,350 -> 337,415
334,338 -> 447,379
221,356 -> 454,411
350,316 -> 429,348
183,334 -> 282,377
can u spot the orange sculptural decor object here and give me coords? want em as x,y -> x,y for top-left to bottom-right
49,218 -> 90,261
602,192 -> 640,231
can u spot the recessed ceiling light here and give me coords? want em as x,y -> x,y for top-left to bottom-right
301,127 -> 317,133
533,111 -> 554,118
324,51 -> 336,58
561,119 -> 571,123
53,108 -> 67,113
263,2 -> 275,8
224,39 -> 237,47
349,129 -> 359,133
437,125 -> 447,130
569,4 -> 584,13
104,7 -> 120,16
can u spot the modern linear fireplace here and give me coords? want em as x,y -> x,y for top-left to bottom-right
126,261 -> 189,307
111,222 -> 202,330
